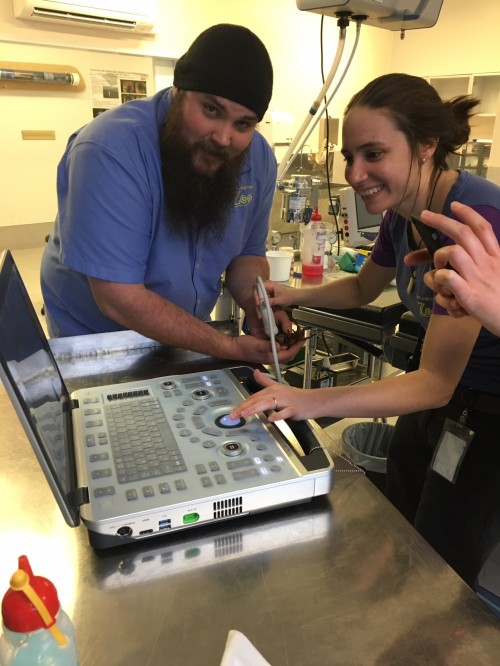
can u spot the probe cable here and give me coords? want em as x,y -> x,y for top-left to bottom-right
283,18 -> 363,182
277,24 -> 347,181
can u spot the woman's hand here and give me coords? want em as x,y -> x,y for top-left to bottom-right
254,280 -> 295,311
253,280 -> 297,338
229,368 -> 321,422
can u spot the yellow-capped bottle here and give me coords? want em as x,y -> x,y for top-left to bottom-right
0,555 -> 79,665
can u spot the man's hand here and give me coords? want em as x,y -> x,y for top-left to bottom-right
88,277 -> 303,363
228,333 -> 304,366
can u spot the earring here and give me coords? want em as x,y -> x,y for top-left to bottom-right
421,157 -> 426,164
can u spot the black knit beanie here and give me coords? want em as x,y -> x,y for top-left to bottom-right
173,24 -> 273,120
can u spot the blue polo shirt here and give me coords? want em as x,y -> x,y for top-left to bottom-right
41,87 -> 276,336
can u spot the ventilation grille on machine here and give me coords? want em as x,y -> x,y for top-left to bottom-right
213,497 -> 243,519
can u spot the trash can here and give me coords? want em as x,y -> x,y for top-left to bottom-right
341,421 -> 395,493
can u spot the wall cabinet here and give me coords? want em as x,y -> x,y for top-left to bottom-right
428,74 -> 500,179
457,140 -> 491,178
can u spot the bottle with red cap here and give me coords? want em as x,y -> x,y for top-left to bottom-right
0,555 -> 79,665
301,206 -> 327,277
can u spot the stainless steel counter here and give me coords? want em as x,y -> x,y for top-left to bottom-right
1,331 -> 499,665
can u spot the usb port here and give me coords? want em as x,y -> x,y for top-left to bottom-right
159,519 -> 171,530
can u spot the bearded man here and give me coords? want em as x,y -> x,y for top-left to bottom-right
41,24 -> 301,365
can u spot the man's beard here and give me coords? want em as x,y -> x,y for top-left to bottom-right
160,94 -> 249,241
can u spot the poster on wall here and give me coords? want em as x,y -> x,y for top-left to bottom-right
90,69 -> 149,117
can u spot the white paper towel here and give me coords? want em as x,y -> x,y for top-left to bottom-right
220,630 -> 272,666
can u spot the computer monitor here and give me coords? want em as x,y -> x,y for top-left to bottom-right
338,186 -> 384,248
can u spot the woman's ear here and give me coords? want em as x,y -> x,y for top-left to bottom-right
419,139 -> 439,164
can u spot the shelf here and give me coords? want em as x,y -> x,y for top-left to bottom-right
430,74 -> 500,177
0,61 -> 85,92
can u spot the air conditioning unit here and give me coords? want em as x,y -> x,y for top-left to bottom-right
12,0 -> 157,34
296,0 -> 443,31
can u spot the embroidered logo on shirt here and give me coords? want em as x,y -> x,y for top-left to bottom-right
417,297 -> 433,319
234,185 -> 253,207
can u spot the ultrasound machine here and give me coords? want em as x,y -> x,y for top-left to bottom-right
0,250 -> 334,549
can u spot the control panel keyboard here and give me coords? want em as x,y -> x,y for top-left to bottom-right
73,367 -> 320,518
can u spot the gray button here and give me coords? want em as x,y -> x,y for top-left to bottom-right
233,468 -> 260,481
126,489 -> 138,501
94,486 -> 115,497
91,468 -> 112,479
226,457 -> 252,469
85,434 -> 96,447
85,419 -> 104,428
84,407 -> 101,416
208,399 -> 231,407
89,453 -> 109,462
202,426 -> 222,437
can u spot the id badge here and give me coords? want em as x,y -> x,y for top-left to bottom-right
431,417 -> 475,483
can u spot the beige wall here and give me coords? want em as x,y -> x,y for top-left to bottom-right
392,0 -> 500,77
0,43 -> 156,231
1,0 -> 500,247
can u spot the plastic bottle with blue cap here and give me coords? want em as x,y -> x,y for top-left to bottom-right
0,555 -> 79,665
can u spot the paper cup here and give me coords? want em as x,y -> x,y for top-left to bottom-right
266,250 -> 293,282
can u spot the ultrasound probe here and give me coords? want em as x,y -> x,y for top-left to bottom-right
256,276 -> 283,383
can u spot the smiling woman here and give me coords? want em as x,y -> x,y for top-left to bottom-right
230,72 -> 500,589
